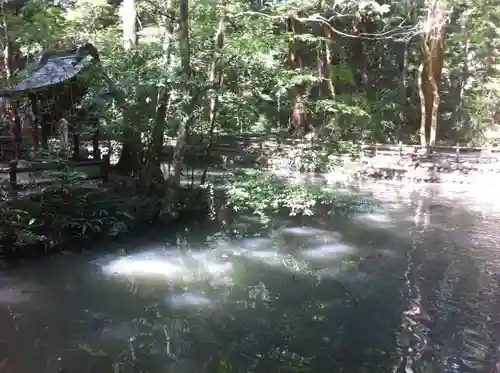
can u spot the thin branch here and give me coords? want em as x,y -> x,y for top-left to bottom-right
234,11 -> 420,41
141,0 -> 179,23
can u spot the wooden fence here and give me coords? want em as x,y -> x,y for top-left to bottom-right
2,134 -> 498,194
361,143 -> 500,163
165,134 -> 500,165
0,157 -> 109,195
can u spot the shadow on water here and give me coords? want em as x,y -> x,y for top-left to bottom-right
1,182 -> 500,373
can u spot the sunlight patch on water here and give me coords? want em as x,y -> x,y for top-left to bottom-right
0,277 -> 39,305
340,271 -> 371,284
352,211 -> 394,227
100,233 -> 363,289
166,293 -> 215,310
99,322 -> 137,342
101,249 -> 233,285
239,237 -> 273,251
281,226 -> 339,238
0,286 -> 32,305
241,250 -> 306,273
301,244 -> 356,261
279,226 -> 344,248
375,248 -> 399,258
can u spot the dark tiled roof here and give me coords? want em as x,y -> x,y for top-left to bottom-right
1,43 -> 99,96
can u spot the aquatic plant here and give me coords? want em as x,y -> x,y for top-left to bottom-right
227,171 -> 372,223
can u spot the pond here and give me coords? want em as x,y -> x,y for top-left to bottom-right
1,179 -> 500,373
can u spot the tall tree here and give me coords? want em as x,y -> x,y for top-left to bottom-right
418,0 -> 447,150
170,0 -> 192,186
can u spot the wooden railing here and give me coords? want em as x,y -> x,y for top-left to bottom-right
0,157 -> 109,195
361,143 -> 500,163
165,134 -> 500,165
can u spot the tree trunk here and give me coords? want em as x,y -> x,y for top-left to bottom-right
399,0 -> 416,142
323,26 -> 336,99
398,38 -> 409,142
121,0 -> 137,50
419,0 -> 446,152
427,34 -> 444,149
144,0 -> 175,188
0,2 -> 11,80
151,6 -> 175,159
287,18 -> 309,136
450,35 -> 470,131
171,0 -> 191,186
115,0 -> 141,175
418,60 -> 427,148
201,16 -> 225,185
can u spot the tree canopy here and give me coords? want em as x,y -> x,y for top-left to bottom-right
0,0 -> 499,174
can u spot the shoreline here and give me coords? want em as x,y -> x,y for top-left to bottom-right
269,151 -> 500,184
0,184 -> 212,262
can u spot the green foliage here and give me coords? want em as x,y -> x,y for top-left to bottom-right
0,188 -> 139,252
2,0 -> 499,252
4,0 -> 499,147
273,139 -> 362,173
9,0 -> 67,52
33,149 -> 88,189
227,171 -> 371,222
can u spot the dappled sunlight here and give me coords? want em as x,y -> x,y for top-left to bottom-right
239,237 -> 273,251
351,208 -> 398,229
165,293 -> 216,310
99,321 -> 137,342
300,243 -> 357,261
101,248 -> 234,286
241,250 -> 307,274
0,276 -> 40,306
279,226 -> 344,248
375,248 -> 399,258
99,231 -> 363,290
280,226 -> 339,238
0,285 -> 33,305
339,270 -> 371,284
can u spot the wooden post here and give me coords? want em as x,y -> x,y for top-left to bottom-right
71,132 -> 80,160
101,153 -> 110,182
398,141 -> 403,159
9,160 -> 17,190
41,120 -> 49,149
455,142 -> 460,163
11,100 -> 22,161
28,94 -> 40,151
91,116 -> 100,160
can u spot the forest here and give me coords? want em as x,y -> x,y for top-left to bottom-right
0,1 -> 500,371
0,0 -> 499,255
3,0 -> 499,145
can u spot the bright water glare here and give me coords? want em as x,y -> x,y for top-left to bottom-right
1,179 -> 500,373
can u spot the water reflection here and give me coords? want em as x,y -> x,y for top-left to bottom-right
1,183 -> 500,373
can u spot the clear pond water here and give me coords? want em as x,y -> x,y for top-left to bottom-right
1,180 -> 500,373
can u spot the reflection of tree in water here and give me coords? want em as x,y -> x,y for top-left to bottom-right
393,188 -> 431,373
335,185 -> 500,373
424,224 -> 500,373
394,187 -> 500,373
